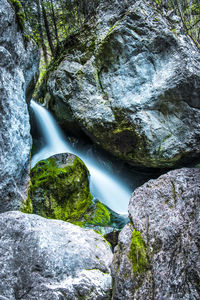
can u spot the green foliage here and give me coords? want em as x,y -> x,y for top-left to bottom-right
8,0 -> 25,31
20,0 -> 100,64
155,0 -> 162,5
129,230 -> 149,274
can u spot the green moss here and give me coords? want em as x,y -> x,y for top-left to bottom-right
171,28 -> 177,33
171,28 -> 178,36
108,22 -> 119,33
72,220 -> 85,227
84,201 -> 111,226
8,0 -> 25,31
20,195 -> 33,214
155,0 -> 162,5
129,230 -> 149,274
113,126 -> 133,135
29,155 -> 93,223
96,231 -> 111,248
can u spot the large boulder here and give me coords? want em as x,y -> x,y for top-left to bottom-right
39,0 -> 200,168
28,153 -> 127,233
111,168 -> 200,299
0,0 -> 40,212
28,153 -> 93,220
0,211 -> 113,299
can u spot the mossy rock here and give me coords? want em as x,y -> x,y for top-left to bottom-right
81,199 -> 128,232
27,153 -> 93,223
84,200 -> 111,227
129,229 -> 149,274
25,152 -> 128,234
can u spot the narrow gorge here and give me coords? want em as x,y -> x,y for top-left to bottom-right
0,0 -> 200,299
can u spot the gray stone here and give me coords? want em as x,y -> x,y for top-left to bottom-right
0,211 -> 113,299
0,0 -> 40,212
112,168 -> 200,299
41,0 -> 200,168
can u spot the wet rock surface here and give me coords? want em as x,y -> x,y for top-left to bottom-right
40,0 -> 200,168
112,168 -> 200,300
0,211 -> 113,300
0,0 -> 39,212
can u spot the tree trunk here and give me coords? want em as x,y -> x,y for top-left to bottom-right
50,0 -> 59,47
41,0 -> 55,57
36,0 -> 48,64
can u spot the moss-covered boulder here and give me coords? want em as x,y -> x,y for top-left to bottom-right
79,199 -> 128,236
27,152 -> 128,234
27,153 -> 93,223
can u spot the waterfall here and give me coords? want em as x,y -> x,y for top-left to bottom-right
30,101 -> 140,214
31,101 -> 72,166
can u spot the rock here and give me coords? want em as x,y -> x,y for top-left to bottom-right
82,199 -> 129,235
28,153 -> 128,233
0,211 -> 113,299
28,153 -> 93,221
0,0 -> 40,212
112,168 -> 200,299
39,0 -> 200,168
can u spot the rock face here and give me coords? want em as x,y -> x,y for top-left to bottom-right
39,0 -> 200,168
112,168 -> 200,299
0,0 -> 40,212
0,211 -> 113,299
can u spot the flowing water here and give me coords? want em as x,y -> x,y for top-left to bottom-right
31,100 -> 155,214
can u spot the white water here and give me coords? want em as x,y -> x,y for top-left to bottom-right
31,100 -> 133,214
